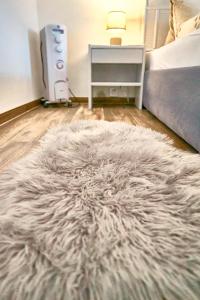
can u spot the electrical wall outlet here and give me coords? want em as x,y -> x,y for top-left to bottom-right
109,87 -> 118,97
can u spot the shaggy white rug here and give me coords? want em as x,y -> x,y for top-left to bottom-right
0,120 -> 200,300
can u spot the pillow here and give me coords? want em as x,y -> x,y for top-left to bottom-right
177,12 -> 200,38
165,0 -> 200,43
165,1 -> 175,44
172,0 -> 200,37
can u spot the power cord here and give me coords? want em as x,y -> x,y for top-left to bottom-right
68,87 -> 80,108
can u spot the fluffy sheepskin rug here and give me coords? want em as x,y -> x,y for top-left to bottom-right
0,120 -> 200,300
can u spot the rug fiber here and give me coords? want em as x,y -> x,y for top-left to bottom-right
0,120 -> 200,300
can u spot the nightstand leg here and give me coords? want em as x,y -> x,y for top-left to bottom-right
88,86 -> 92,110
135,87 -> 143,110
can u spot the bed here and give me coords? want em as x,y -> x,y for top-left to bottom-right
143,0 -> 200,152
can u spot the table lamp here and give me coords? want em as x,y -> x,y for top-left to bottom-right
106,11 -> 126,46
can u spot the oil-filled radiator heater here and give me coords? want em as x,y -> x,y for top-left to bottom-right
40,24 -> 70,107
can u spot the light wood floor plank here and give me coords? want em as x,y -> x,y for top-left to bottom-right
0,104 -> 196,172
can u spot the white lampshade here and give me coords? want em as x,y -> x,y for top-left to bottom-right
106,11 -> 126,31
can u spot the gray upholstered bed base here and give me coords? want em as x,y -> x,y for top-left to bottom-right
143,66 -> 200,152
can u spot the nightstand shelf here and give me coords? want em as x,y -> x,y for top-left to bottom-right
91,82 -> 142,87
88,45 -> 145,110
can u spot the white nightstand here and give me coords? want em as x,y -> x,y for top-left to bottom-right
88,45 -> 145,110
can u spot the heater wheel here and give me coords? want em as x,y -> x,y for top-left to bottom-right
43,101 -> 49,108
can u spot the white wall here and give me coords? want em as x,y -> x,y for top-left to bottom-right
0,0 -> 42,114
37,0 -> 146,97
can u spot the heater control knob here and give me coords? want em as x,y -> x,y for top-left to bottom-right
55,35 -> 61,44
55,45 -> 63,53
56,60 -> 64,70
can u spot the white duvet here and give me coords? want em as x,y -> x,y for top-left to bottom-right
146,29 -> 200,71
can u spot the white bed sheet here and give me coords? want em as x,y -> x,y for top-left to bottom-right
146,29 -> 200,71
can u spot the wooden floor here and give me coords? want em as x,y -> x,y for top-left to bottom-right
0,103 -> 196,172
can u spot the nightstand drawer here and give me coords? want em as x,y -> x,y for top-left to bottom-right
91,48 -> 143,64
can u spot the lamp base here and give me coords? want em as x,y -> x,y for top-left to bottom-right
110,37 -> 122,46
